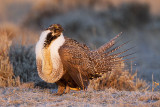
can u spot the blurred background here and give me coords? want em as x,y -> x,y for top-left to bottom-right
0,0 -> 160,84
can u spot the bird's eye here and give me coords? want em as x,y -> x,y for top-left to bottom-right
54,28 -> 59,33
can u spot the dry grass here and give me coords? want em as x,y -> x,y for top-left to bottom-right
0,87 -> 159,106
0,25 -> 57,89
0,0 -> 159,106
139,92 -> 160,101
0,1 -> 158,92
0,23 -> 18,40
0,24 -> 40,88
89,70 -> 148,91
0,0 -> 160,107
0,29 -> 20,87
0,24 -> 148,92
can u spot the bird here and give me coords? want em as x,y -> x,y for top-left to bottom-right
35,24 -> 133,95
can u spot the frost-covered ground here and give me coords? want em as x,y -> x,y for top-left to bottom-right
0,87 -> 160,107
0,1 -> 160,107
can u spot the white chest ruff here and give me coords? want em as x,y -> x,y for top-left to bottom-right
35,30 -> 65,70
50,34 -> 65,69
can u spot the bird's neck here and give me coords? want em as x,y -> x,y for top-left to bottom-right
49,33 -> 65,53
36,31 -> 65,75
41,33 -> 65,74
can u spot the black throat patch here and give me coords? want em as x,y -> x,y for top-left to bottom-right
43,32 -> 59,48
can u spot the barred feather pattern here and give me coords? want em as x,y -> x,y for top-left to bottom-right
36,24 -> 132,93
88,33 -> 125,75
60,34 -> 127,81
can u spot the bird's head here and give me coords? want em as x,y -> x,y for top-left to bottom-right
41,24 -> 65,48
46,24 -> 64,37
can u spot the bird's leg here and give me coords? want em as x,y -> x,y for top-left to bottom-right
55,82 -> 65,95
78,67 -> 85,90
64,85 -> 70,94
56,85 -> 65,95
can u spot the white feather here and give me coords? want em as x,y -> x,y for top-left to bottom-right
50,33 -> 65,69
35,30 -> 50,59
35,30 -> 65,70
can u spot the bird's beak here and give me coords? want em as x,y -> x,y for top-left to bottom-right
61,28 -> 64,32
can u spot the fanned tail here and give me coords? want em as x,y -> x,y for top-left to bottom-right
104,40 -> 131,56
95,32 -> 122,54
91,33 -> 135,75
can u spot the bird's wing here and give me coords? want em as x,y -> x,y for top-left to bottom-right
59,45 -> 91,89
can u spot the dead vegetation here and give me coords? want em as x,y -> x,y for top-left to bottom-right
89,70 -> 148,91
0,26 -> 57,89
0,25 -> 148,92
0,87 -> 160,106
0,28 -> 20,87
0,0 -> 159,92
0,0 -> 160,106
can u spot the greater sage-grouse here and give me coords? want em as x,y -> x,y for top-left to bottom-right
35,24 -> 132,95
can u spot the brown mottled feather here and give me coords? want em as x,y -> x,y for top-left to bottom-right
58,34 -> 132,89
36,24 -> 131,94
59,37 -> 93,89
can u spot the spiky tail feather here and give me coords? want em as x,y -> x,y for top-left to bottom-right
92,33 -> 134,75
95,32 -> 122,54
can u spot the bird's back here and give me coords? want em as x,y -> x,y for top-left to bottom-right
60,36 -> 125,79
